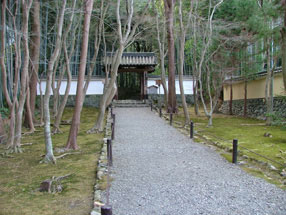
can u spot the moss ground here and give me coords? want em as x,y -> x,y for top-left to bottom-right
168,106 -> 286,188
0,107 -> 103,215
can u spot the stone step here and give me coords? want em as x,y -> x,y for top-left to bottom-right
113,100 -> 150,108
115,104 -> 150,108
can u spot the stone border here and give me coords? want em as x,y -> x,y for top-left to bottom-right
90,108 -> 113,215
220,97 -> 286,120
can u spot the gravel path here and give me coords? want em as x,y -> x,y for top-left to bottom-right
103,108 -> 286,215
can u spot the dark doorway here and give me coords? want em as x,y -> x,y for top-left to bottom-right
118,72 -> 141,100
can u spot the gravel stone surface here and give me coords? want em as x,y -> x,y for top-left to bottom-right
102,108 -> 286,215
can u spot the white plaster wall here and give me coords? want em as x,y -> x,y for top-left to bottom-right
147,79 -> 193,95
38,79 -> 193,95
37,80 -> 105,95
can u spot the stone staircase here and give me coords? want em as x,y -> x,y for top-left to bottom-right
113,100 -> 150,108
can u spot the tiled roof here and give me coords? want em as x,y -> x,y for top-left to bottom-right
103,52 -> 157,66
224,67 -> 282,84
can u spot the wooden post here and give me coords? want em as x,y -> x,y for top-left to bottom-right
232,139 -> 238,164
190,121 -> 194,139
101,205 -> 112,215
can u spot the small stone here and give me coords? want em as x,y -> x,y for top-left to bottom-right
90,210 -> 101,215
264,132 -> 272,138
97,170 -> 104,179
242,155 -> 249,159
94,191 -> 101,201
280,170 -> 286,177
268,164 -> 278,171
238,161 -> 247,165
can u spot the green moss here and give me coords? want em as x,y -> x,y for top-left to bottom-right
0,107 -> 103,215
221,153 -> 232,163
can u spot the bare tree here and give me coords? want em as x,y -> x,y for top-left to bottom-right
6,0 -> 22,152
65,0 -> 94,150
88,0 -> 151,133
83,0 -> 110,96
9,0 -> 34,153
154,0 -> 168,108
265,39 -> 279,125
52,0 -> 79,134
29,0 -> 41,121
24,0 -> 41,132
197,0 -> 224,126
178,0 -> 193,125
281,0 -> 286,91
3,0 -> 34,153
0,113 -> 6,144
42,0 -> 67,163
164,0 -> 177,113
0,0 -> 12,110
191,0 -> 200,116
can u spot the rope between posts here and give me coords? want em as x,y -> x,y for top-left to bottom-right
239,145 -> 285,167
151,105 -> 286,168
197,129 -> 286,167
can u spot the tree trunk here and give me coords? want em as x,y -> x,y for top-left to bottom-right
53,0 -> 78,134
178,0 -> 191,125
66,0 -> 94,150
229,75 -> 233,115
7,1 -> 21,151
84,0 -> 108,97
207,115 -> 213,127
164,0 -> 177,113
89,48 -> 124,133
244,78 -> 247,117
154,2 -> 168,108
265,39 -> 271,124
0,113 -> 6,144
24,77 -> 35,132
178,47 -> 190,124
192,74 -> 199,116
265,38 -> 277,125
43,0 -> 66,163
52,56 -> 62,118
13,0 -> 33,151
53,62 -> 72,134
27,0 -> 41,124
281,7 -> 286,91
0,0 -> 12,109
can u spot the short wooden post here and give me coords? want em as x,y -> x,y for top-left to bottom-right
190,121 -> 194,139
232,139 -> 238,164
170,113 -> 173,126
101,205 -> 112,215
159,107 -> 162,117
107,139 -> 112,166
111,122 -> 114,140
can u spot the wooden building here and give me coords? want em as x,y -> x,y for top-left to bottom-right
103,52 -> 157,100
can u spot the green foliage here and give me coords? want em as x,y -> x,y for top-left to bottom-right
0,107 -> 9,119
267,111 -> 286,127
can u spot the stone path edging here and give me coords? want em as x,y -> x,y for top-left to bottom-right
90,108 -> 112,215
